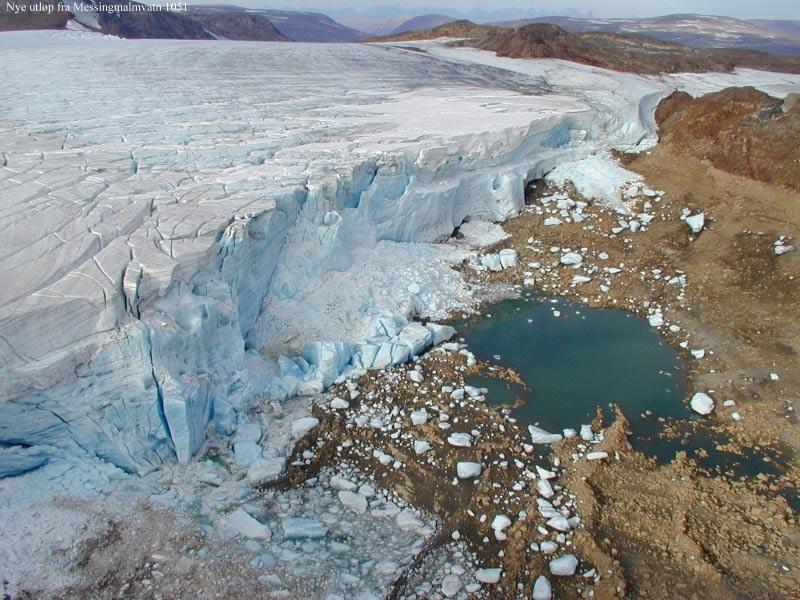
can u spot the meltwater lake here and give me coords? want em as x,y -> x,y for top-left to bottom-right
453,294 -> 687,449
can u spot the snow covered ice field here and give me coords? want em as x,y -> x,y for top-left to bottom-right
1,30 -> 800,597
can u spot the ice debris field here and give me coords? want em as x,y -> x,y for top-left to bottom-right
1,29 -> 800,596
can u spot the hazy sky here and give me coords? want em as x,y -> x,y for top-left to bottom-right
237,1 -> 799,20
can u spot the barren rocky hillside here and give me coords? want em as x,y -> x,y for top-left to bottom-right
655,87 -> 800,189
375,21 -> 800,75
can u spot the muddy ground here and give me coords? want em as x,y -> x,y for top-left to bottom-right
480,142 -> 800,598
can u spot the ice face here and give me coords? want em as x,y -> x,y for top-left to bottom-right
2,32 -> 798,474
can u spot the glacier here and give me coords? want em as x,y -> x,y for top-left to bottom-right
2,31 -> 799,477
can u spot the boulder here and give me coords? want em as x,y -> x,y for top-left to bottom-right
481,254 -> 503,272
475,568 -> 502,583
532,575 -> 552,600
498,249 -> 518,269
456,461 -> 482,479
447,432 -> 472,447
690,392 -> 714,415
685,213 -> 705,233
410,409 -> 429,425
549,554 -> 578,576
491,514 -> 512,531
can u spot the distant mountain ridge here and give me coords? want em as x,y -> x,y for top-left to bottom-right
491,14 -> 800,58
187,5 -> 368,42
390,14 -> 457,35
374,20 -> 800,75
1,0 -> 213,39
0,1 -> 367,42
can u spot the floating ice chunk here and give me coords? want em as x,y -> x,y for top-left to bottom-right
456,462 -> 482,479
529,425 -> 563,444
291,416 -> 320,438
685,213 -> 705,233
560,252 -> 583,266
579,424 -> 593,441
690,392 -> 714,415
544,217 -> 562,226
770,373 -> 780,381
281,517 -> 328,539
571,275 -> 592,284
532,575 -> 552,600
648,312 -> 664,327
691,349 -> 705,359
227,509 -> 271,540
475,568 -> 502,584
408,370 -> 424,383
549,554 -> 578,576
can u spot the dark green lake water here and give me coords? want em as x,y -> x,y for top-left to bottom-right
455,295 -> 687,442
453,293 -> 792,506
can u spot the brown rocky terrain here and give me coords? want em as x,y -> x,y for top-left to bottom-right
655,87 -> 800,189
374,21 -> 800,75
461,87 -> 800,598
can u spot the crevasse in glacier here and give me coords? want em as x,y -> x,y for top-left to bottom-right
3,32 -> 798,475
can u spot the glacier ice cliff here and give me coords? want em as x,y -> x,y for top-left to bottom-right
2,31 -> 799,475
